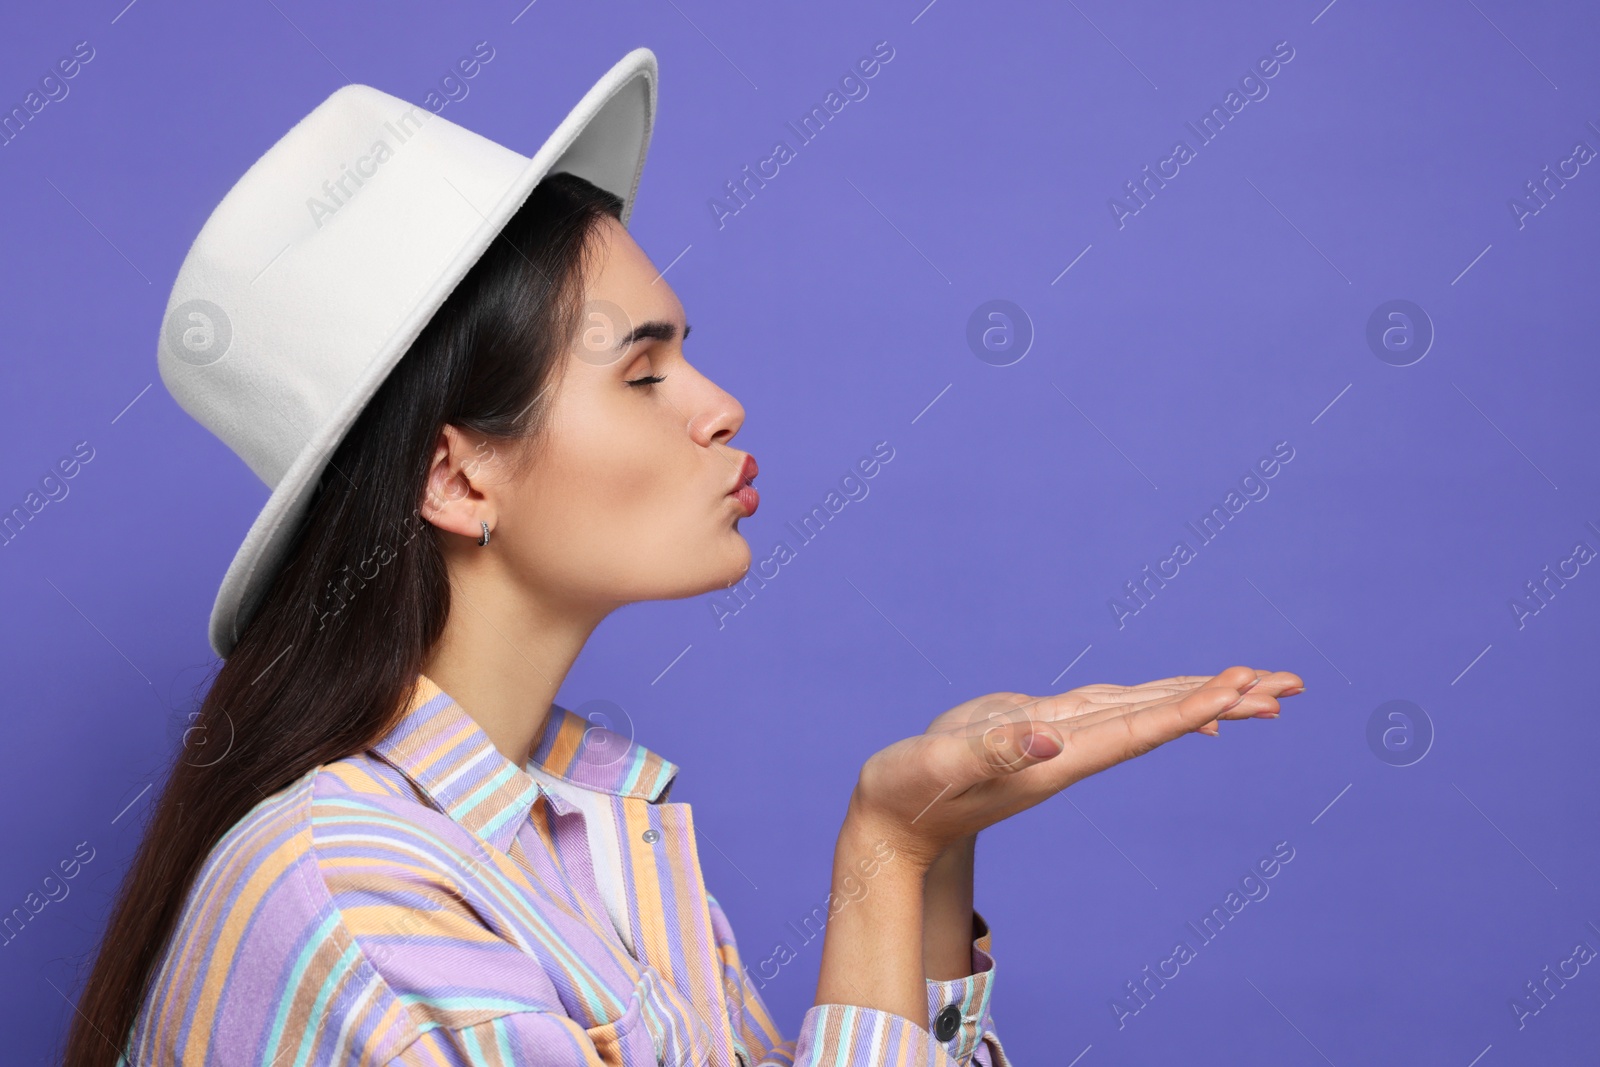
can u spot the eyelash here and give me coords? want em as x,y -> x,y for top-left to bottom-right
625,373 -> 668,388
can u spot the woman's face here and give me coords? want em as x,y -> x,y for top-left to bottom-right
434,214 -> 757,613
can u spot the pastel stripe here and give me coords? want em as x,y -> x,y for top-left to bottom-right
121,672 -> 1009,1065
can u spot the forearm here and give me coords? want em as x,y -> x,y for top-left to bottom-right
814,802 -> 930,1024
922,833 -> 977,980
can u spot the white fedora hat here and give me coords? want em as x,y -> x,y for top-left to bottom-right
157,48 -> 658,659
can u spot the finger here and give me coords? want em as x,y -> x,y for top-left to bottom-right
1106,670 -> 1257,696
1218,667 -> 1305,694
1226,670 -> 1305,712
1065,668 -> 1263,709
1060,684 -> 1246,770
1054,674 -> 1262,727
1081,668 -> 1303,699
1050,677 -> 1210,706
1039,668 -> 1301,727
1045,671 -> 1301,746
1260,670 -> 1305,693
1056,685 -> 1288,734
1028,690 -> 1156,724
1224,673 -> 1306,718
1120,674 -> 1216,693
1032,680 -> 1211,723
1030,681 -> 1241,733
1204,666 -> 1266,693
1216,691 -> 1281,719
1046,691 -> 1208,731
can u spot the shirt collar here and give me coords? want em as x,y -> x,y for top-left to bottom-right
369,673 -> 680,853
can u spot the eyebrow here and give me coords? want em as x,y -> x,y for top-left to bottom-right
616,320 -> 691,350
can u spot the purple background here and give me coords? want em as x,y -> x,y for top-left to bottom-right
3,0 -> 1598,1063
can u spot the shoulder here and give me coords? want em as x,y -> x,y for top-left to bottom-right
128,756 -> 559,1066
129,765 -> 420,1064
306,753 -> 529,960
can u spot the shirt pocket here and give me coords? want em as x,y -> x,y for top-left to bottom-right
584,966 -> 683,1066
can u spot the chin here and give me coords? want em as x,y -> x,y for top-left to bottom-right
716,529 -> 753,586
692,527 -> 752,595
641,532 -> 752,602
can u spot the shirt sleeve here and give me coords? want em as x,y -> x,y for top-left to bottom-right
385,1002 -> 990,1067
707,893 -> 1013,1067
922,910 -> 1011,1067
387,1013 -> 613,1065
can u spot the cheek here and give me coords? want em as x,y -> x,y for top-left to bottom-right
598,431 -> 670,505
533,423 -> 679,532
600,451 -> 664,521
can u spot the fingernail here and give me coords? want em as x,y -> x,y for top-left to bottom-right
1282,686 -> 1305,696
1024,730 -> 1062,759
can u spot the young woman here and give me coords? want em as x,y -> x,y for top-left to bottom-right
64,54 -> 1301,1067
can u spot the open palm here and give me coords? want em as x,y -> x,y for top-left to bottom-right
852,665 -> 1304,864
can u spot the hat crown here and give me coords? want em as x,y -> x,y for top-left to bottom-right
158,85 -> 529,490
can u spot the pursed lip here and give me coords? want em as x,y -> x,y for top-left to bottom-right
726,453 -> 758,495
726,453 -> 759,516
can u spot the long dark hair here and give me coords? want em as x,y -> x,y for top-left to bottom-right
62,171 -> 626,1066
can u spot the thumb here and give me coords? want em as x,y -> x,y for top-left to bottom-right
1021,723 -> 1064,761
967,715 -> 1064,777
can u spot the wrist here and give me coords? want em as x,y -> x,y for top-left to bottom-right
922,833 -> 977,980
817,798 -> 930,1022
838,799 -> 934,883
844,790 -> 940,883
927,832 -> 976,871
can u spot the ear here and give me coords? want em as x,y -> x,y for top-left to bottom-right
419,424 -> 497,541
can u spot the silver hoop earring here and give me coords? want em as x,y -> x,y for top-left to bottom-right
477,521 -> 491,547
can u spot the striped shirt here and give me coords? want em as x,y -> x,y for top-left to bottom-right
121,673 -> 1010,1066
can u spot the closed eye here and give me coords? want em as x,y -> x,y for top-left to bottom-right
625,373 -> 668,387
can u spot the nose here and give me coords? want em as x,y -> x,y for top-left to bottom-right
687,370 -> 745,448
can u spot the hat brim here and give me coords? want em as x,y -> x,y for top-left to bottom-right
206,47 -> 657,659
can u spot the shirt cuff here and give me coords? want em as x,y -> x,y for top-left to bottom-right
923,909 -> 1008,1067
770,911 -> 1011,1067
790,1002 -> 968,1066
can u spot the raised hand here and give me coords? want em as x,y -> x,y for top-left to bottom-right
850,665 -> 1304,866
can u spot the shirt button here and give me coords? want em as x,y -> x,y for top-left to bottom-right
933,1003 -> 962,1042
641,828 -> 660,844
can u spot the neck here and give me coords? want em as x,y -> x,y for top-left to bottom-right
421,557 -> 613,767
